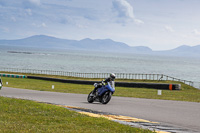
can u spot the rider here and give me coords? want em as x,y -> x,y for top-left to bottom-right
93,73 -> 116,91
104,73 -> 116,84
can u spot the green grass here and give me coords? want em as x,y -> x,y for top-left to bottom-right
0,73 -> 198,132
1,75 -> 200,102
2,77 -> 93,94
115,86 -> 200,102
0,96 -> 152,133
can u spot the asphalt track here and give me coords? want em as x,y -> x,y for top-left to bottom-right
1,87 -> 200,132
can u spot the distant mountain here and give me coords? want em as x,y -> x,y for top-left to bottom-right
131,46 -> 152,52
171,45 -> 191,51
0,35 -> 152,53
0,35 -> 76,49
170,45 -> 200,53
164,45 -> 200,57
1,35 -> 200,57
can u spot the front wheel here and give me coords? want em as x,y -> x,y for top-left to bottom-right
101,91 -> 112,104
87,91 -> 94,103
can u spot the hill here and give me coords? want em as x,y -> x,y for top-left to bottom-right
0,35 -> 152,53
156,45 -> 200,57
1,35 -> 200,57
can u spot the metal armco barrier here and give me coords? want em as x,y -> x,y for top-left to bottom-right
27,76 -> 96,85
0,67 -> 194,87
27,76 -> 181,90
115,82 -> 181,90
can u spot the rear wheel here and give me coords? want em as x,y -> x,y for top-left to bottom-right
87,91 -> 94,103
101,91 -> 112,104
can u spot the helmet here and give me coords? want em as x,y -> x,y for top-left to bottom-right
110,73 -> 116,80
93,83 -> 98,88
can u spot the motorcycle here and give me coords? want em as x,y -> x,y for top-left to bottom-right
87,81 -> 115,104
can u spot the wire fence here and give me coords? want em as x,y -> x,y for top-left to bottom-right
0,67 -> 198,88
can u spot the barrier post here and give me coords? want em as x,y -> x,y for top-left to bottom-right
169,84 -> 173,90
158,90 -> 162,95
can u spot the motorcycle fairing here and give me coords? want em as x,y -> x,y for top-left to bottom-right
97,81 -> 115,96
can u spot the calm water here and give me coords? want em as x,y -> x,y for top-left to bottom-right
1,45 -> 200,84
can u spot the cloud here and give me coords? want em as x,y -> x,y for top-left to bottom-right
112,0 -> 144,24
76,24 -> 88,29
11,17 -> 16,22
193,29 -> 200,35
32,22 -> 47,28
22,0 -> 41,9
0,0 -> 40,8
112,0 -> 134,19
134,19 -> 144,25
164,25 -> 175,32
42,23 -> 47,27
0,27 -> 9,33
29,0 -> 40,6
26,8 -> 32,15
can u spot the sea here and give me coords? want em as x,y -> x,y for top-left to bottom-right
1,45 -> 200,88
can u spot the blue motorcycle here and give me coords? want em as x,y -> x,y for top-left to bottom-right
87,81 -> 115,104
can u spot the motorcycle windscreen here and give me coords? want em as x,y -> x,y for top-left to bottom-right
107,81 -> 115,92
110,81 -> 115,89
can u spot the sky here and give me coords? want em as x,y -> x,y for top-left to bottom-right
1,0 -> 200,50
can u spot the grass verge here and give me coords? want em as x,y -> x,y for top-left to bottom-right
1,75 -> 200,102
0,96 -> 152,133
